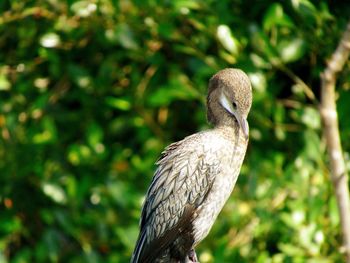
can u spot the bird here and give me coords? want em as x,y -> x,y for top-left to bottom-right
131,68 -> 252,263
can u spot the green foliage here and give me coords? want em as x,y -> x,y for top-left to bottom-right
0,0 -> 350,262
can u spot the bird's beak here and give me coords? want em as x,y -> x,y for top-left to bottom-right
220,92 -> 249,140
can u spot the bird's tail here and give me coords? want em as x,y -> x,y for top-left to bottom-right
130,229 -> 146,263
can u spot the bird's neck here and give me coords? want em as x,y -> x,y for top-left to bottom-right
209,111 -> 246,140
213,113 -> 238,128
214,122 -> 240,138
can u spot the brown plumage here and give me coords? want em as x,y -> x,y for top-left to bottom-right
131,68 -> 253,263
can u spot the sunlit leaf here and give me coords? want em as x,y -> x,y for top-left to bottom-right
106,97 -> 131,111
301,107 -> 320,129
278,38 -> 306,63
42,183 -> 67,204
217,25 -> 240,56
67,144 -> 92,165
71,1 -> 97,17
32,117 -> 57,144
0,75 -> 11,90
40,33 -> 61,48
248,72 -> 267,92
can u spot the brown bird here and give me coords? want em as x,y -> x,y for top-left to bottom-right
131,68 -> 252,263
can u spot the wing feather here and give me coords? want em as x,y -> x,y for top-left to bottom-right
131,135 -> 221,263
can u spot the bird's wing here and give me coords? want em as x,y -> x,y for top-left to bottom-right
131,135 -> 221,263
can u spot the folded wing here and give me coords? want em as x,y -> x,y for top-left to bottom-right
131,136 -> 221,263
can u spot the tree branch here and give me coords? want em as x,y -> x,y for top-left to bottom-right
273,61 -> 316,103
320,21 -> 350,262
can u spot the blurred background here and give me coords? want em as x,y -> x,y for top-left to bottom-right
1,0 -> 350,262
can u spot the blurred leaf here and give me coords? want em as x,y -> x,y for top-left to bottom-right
249,24 -> 279,61
68,64 -> 92,89
278,243 -> 305,256
217,25 -> 240,56
71,1 -> 97,17
67,144 -> 92,165
329,196 -> 340,227
172,0 -> 201,11
158,22 -> 176,40
0,216 -> 22,233
40,33 -> 61,48
43,229 -> 60,262
32,117 -> 57,144
42,183 -> 67,204
147,79 -> 198,106
0,252 -> 7,263
278,38 -> 306,63
263,3 -> 294,31
115,23 -> 139,50
301,107 -> 320,129
106,97 -> 131,111
87,122 -> 104,147
291,0 -> 318,21
248,72 -> 267,93
0,75 -> 11,90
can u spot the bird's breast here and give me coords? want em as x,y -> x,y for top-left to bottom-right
192,135 -> 248,245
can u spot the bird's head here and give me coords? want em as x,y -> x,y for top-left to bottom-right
207,68 -> 252,139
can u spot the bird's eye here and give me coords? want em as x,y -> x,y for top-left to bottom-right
232,101 -> 237,109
